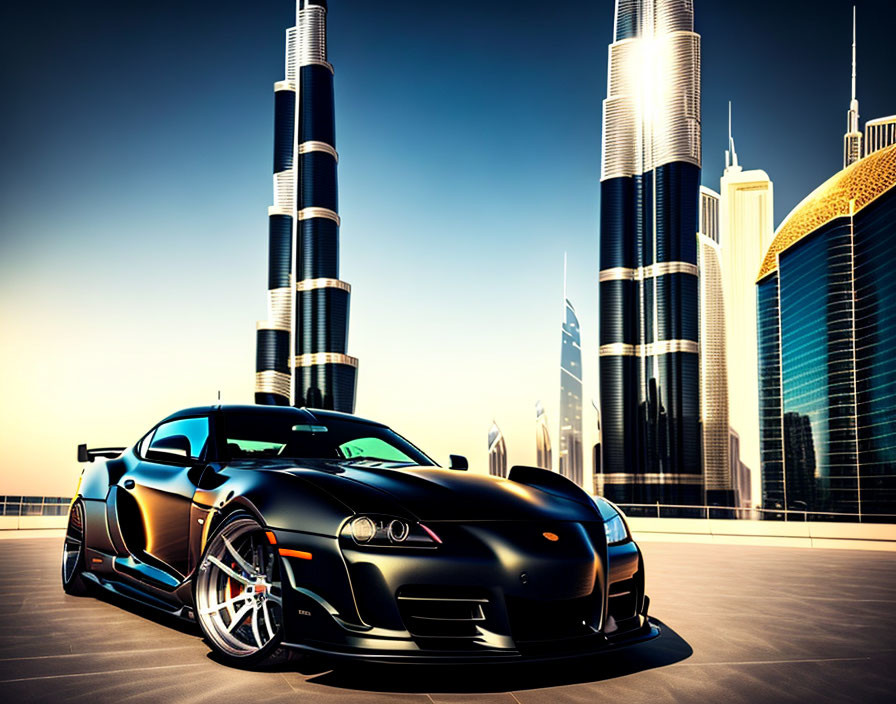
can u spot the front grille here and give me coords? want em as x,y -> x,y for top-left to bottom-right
505,594 -> 598,643
397,586 -> 492,649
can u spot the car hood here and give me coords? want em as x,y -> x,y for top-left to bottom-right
274,461 -> 601,522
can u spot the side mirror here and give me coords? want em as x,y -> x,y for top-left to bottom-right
449,454 -> 468,471
146,434 -> 193,463
77,444 -> 89,463
152,434 -> 192,455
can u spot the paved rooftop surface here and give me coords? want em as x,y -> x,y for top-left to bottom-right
0,537 -> 894,703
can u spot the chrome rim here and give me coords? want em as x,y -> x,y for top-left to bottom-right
195,518 -> 283,657
62,502 -> 83,584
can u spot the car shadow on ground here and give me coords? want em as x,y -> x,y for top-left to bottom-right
295,619 -> 691,693
85,586 -> 691,693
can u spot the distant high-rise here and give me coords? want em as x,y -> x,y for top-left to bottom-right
255,1 -> 357,412
559,262 -> 583,487
535,401 -> 552,470
488,422 -> 507,479
598,0 -> 702,504
758,144 -> 896,519
719,104 -> 773,507
844,7 -> 862,168
728,430 -> 752,513
865,115 -> 896,157
592,399 -> 602,497
698,186 -> 731,505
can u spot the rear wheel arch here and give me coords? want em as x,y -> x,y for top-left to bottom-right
62,499 -> 91,596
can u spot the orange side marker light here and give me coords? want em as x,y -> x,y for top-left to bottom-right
265,531 -> 277,545
278,548 -> 312,560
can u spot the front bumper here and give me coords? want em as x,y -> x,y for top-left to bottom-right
271,522 -> 657,663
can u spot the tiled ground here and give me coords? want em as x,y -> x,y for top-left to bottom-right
1,537 -> 894,703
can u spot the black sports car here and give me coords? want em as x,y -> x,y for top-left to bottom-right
64,404 -> 658,666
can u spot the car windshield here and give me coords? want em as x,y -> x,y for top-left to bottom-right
220,412 -> 435,465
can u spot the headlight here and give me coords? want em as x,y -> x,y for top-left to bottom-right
344,515 -> 441,548
604,511 -> 630,546
351,516 -> 377,543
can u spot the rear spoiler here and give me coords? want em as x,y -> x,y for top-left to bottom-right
78,444 -> 126,463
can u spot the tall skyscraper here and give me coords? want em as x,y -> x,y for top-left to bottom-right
697,186 -> 732,505
719,104 -> 774,507
758,143 -> 896,519
865,115 -> 896,157
843,7 -> 862,168
535,401 -> 552,470
255,1 -> 358,413
598,0 -> 702,504
559,261 -> 584,487
488,422 -> 507,479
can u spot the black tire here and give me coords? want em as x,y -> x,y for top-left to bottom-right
193,513 -> 293,668
62,500 -> 90,596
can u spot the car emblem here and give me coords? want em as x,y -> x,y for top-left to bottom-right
543,532 -> 559,542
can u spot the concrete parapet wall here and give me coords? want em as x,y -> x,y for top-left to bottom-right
0,516 -> 67,531
628,517 -> 896,551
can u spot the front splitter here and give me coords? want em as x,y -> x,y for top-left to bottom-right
281,619 -> 660,665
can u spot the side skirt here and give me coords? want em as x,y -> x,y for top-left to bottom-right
82,572 -> 196,624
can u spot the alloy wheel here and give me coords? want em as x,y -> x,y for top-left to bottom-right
195,517 -> 284,659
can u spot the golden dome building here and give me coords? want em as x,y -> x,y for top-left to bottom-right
756,143 -> 896,520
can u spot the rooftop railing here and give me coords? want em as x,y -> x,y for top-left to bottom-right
615,503 -> 896,523
3,496 -> 895,524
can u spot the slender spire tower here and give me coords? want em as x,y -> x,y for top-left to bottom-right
725,101 -> 739,172
255,1 -> 358,412
559,255 -> 584,487
488,422 -> 508,478
535,401 -> 552,470
844,6 -> 862,168
719,100 -> 774,511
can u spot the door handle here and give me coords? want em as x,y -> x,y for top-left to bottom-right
123,479 -> 135,490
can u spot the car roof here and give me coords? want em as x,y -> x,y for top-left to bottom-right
160,404 -> 386,427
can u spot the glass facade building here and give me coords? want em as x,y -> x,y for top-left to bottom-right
255,1 -> 358,413
598,0 -> 702,504
559,297 -> 584,487
758,143 -> 896,520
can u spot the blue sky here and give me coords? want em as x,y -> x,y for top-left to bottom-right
1,0 -> 893,494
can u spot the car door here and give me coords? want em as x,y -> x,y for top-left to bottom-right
117,415 -> 211,580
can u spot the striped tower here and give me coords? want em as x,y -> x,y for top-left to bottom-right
597,0 -> 702,504
255,1 -> 358,412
